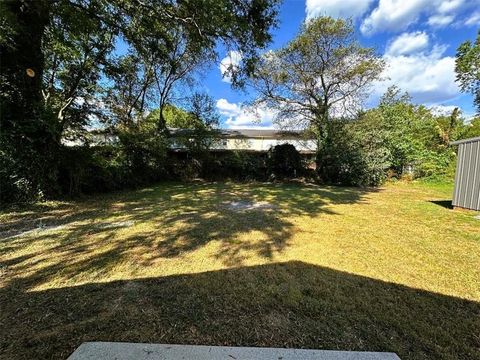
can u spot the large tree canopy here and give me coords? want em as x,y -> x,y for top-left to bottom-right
1,0 -> 279,134
0,0 -> 279,201
455,30 -> 480,114
249,17 -> 384,145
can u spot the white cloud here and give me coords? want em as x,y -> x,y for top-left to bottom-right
386,31 -> 429,56
374,44 -> 459,104
428,14 -> 455,26
219,51 -> 242,83
305,0 -> 375,20
437,0 -> 464,13
216,98 -> 276,129
361,0 -> 429,34
361,0 -> 471,34
216,98 -> 240,114
465,11 -> 480,26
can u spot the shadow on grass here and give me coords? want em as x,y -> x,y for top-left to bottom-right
429,200 -> 454,209
0,182 -> 376,283
0,261 -> 478,360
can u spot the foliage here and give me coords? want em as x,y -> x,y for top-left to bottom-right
221,152 -> 269,180
42,0 -> 115,142
0,0 -> 280,203
53,113 -> 169,196
375,87 -> 431,173
314,84 -> 478,186
155,93 -> 220,131
317,119 -> 390,187
116,122 -> 169,185
349,87 -> 474,182
104,54 -> 155,126
3,1 -> 479,202
267,144 -> 302,179
461,117 -> 480,139
205,152 -> 268,181
249,16 -> 384,146
455,30 -> 480,113
148,93 -> 220,154
0,1 -> 55,203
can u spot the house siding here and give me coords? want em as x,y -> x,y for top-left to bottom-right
210,138 -> 316,153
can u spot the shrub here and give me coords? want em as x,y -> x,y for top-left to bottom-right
267,143 -> 303,179
414,149 -> 456,179
1,136 -> 51,204
202,151 -> 268,181
117,126 -> 169,185
56,124 -> 170,196
317,120 -> 390,187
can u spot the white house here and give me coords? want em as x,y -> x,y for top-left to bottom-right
63,128 -> 317,154
170,128 -> 317,153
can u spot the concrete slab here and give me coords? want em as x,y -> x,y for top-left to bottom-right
67,342 -> 401,360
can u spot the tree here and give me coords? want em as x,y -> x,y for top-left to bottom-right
317,116 -> 390,186
249,17 -> 384,155
361,87 -> 469,179
185,92 -> 220,130
0,0 -> 280,202
2,0 -> 280,131
104,54 -> 155,126
455,30 -> 480,113
148,93 -> 219,130
461,117 -> 480,139
376,86 -> 428,173
431,107 -> 464,147
0,0 -> 55,201
147,93 -> 220,152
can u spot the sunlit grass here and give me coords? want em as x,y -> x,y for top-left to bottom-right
1,181 -> 478,298
0,181 -> 479,359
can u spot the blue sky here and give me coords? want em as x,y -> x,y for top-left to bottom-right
196,0 -> 480,128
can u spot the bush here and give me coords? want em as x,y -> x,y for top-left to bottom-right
414,149 -> 456,179
317,120 -> 390,187
167,156 -> 203,180
267,143 -> 303,179
202,151 -> 268,181
56,124 -> 170,196
117,125 -> 169,184
58,145 -> 125,195
0,134 -> 54,204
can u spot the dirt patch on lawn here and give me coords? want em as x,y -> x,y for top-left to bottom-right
224,200 -> 277,212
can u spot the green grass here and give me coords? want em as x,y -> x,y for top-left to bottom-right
0,181 -> 479,359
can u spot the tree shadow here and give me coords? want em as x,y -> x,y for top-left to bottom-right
429,200 -> 454,209
0,261 -> 478,360
0,182 -> 377,286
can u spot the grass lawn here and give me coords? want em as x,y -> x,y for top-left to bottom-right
1,181 -> 479,359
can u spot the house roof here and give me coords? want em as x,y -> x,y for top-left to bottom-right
450,136 -> 480,145
168,128 -> 314,140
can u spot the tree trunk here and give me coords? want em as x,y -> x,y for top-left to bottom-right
313,111 -> 328,174
0,0 -> 54,198
1,0 -> 50,126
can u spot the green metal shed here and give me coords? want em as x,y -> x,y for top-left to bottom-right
451,136 -> 480,211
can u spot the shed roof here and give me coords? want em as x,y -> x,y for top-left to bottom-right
450,136 -> 480,146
